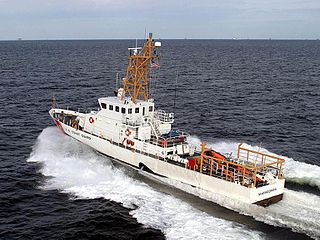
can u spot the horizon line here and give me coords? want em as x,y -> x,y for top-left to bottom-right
1,37 -> 319,41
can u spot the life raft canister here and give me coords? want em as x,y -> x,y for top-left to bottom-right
237,166 -> 250,175
160,139 -> 168,147
89,116 -> 94,124
188,158 -> 197,169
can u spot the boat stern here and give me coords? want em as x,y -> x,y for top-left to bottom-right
250,178 -> 285,206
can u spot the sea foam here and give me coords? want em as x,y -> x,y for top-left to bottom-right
185,136 -> 320,239
28,127 -> 263,240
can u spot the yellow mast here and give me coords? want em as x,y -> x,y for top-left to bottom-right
122,33 -> 160,103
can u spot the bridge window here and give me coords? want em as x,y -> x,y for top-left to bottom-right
128,108 -> 132,114
121,107 -> 126,114
135,107 -> 139,113
101,103 -> 106,109
115,106 -> 119,112
149,106 -> 153,112
109,105 -> 113,111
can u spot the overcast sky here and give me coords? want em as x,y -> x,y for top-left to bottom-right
0,0 -> 319,40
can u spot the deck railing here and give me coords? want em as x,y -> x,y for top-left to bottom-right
189,143 -> 285,188
154,110 -> 174,123
150,129 -> 188,147
237,143 -> 285,179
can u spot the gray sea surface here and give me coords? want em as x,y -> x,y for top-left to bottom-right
1,39 -> 319,239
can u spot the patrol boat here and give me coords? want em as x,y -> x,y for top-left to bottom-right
49,33 -> 285,206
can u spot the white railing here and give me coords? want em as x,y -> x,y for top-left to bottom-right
154,110 -> 174,123
149,119 -> 161,139
122,116 -> 146,126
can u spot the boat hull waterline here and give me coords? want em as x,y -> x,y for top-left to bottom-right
50,110 -> 284,206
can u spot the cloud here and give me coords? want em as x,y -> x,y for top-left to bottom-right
0,0 -> 319,39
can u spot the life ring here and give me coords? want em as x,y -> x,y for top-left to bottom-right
125,128 -> 131,136
89,117 -> 94,124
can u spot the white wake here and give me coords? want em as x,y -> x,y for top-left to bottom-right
27,127 -> 263,240
186,136 -> 320,239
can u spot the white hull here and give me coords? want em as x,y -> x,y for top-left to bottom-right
49,35 -> 285,206
56,119 -> 285,205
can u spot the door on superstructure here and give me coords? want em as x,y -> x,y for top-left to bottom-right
143,107 -> 145,116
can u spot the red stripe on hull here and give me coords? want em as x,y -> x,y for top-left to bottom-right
54,119 -> 65,134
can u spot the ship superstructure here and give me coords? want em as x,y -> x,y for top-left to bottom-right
49,33 -> 285,206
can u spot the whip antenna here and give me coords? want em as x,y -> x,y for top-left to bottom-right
173,70 -> 178,111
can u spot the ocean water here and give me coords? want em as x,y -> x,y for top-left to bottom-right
1,39 -> 320,240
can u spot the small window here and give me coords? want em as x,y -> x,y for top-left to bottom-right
135,107 -> 139,113
101,103 -> 106,109
115,106 -> 119,112
128,108 -> 132,114
109,105 -> 113,111
121,108 -> 126,114
149,106 -> 153,112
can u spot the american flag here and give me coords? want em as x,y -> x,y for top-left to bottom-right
151,61 -> 160,68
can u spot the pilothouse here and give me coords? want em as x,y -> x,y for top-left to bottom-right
50,33 -> 285,206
